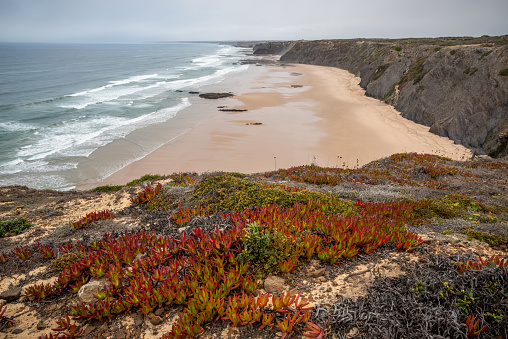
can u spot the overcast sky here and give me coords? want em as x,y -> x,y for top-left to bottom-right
0,0 -> 507,43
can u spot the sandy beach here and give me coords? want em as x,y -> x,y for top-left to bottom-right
85,60 -> 471,188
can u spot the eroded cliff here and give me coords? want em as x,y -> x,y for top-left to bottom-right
253,37 -> 508,157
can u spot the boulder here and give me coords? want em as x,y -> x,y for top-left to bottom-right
264,276 -> 285,293
0,287 -> 22,302
78,278 -> 108,303
308,267 -> 326,278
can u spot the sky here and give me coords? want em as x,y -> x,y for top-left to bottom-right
0,0 -> 507,43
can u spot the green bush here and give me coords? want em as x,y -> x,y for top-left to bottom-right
0,219 -> 33,237
499,69 -> 508,76
459,227 -> 508,248
92,185 -> 123,192
394,46 -> 402,51
450,49 -> 456,55
193,174 -> 356,214
126,174 -> 162,187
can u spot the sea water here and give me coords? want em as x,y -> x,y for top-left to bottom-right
0,43 -> 250,190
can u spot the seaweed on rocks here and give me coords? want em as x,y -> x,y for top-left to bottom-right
316,253 -> 508,338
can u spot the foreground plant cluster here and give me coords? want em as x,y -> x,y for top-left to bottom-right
0,153 -> 507,338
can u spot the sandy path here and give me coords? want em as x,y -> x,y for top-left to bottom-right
92,62 -> 470,187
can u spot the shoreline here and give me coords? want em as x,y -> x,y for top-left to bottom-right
81,59 -> 471,189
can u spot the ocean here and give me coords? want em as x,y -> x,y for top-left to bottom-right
0,42 -> 250,190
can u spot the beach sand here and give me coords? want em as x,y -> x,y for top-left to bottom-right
84,61 -> 471,188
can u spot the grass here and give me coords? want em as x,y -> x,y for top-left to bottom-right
92,185 -> 123,192
372,64 -> 390,81
126,174 -> 162,187
0,218 -> 33,237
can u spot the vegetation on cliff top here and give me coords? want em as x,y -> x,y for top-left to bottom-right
0,153 -> 507,338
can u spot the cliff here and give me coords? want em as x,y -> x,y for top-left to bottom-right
253,36 -> 508,157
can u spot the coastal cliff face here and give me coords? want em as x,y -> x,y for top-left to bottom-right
253,37 -> 508,157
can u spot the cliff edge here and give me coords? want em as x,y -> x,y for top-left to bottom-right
253,36 -> 508,157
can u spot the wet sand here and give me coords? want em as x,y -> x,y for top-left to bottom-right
87,61 -> 471,187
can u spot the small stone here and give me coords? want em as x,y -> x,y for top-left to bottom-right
288,288 -> 299,296
103,331 -> 111,338
150,316 -> 163,326
308,268 -> 326,278
326,287 -> 332,292
12,329 -> 24,334
37,322 -> 46,330
264,276 -> 285,293
320,287 -> 325,290
500,245 -> 507,250
0,287 -> 22,302
154,308 -> 164,316
134,313 -> 144,327
78,278 -> 108,303
332,281 -> 338,286
317,276 -> 327,283
116,330 -> 127,339
81,324 -> 97,337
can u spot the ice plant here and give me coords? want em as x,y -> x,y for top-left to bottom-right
71,209 -> 114,229
130,183 -> 162,204
466,314 -> 488,338
39,245 -> 54,259
12,245 -> 31,261
59,243 -> 71,252
279,258 -> 298,274
0,305 -> 15,326
0,252 -> 8,264
303,322 -> 324,338
277,312 -> 304,339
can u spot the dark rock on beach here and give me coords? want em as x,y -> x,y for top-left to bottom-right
199,92 -> 234,99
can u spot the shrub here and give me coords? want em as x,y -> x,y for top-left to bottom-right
459,228 -> 508,248
450,49 -> 456,55
193,174 -> 356,214
499,69 -> 508,76
126,174 -> 162,187
92,185 -> 123,192
0,219 -> 33,237
394,46 -> 402,51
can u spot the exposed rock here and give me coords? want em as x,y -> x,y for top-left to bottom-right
199,92 -> 234,99
264,276 -> 285,293
77,278 -> 108,303
0,287 -> 22,302
256,36 -> 508,157
150,316 -> 163,326
219,109 -> 248,112
246,122 -> 262,125
154,308 -> 165,316
308,267 -> 326,278
134,313 -> 144,327
12,329 -> 24,334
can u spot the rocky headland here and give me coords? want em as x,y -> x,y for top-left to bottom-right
252,36 -> 508,158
